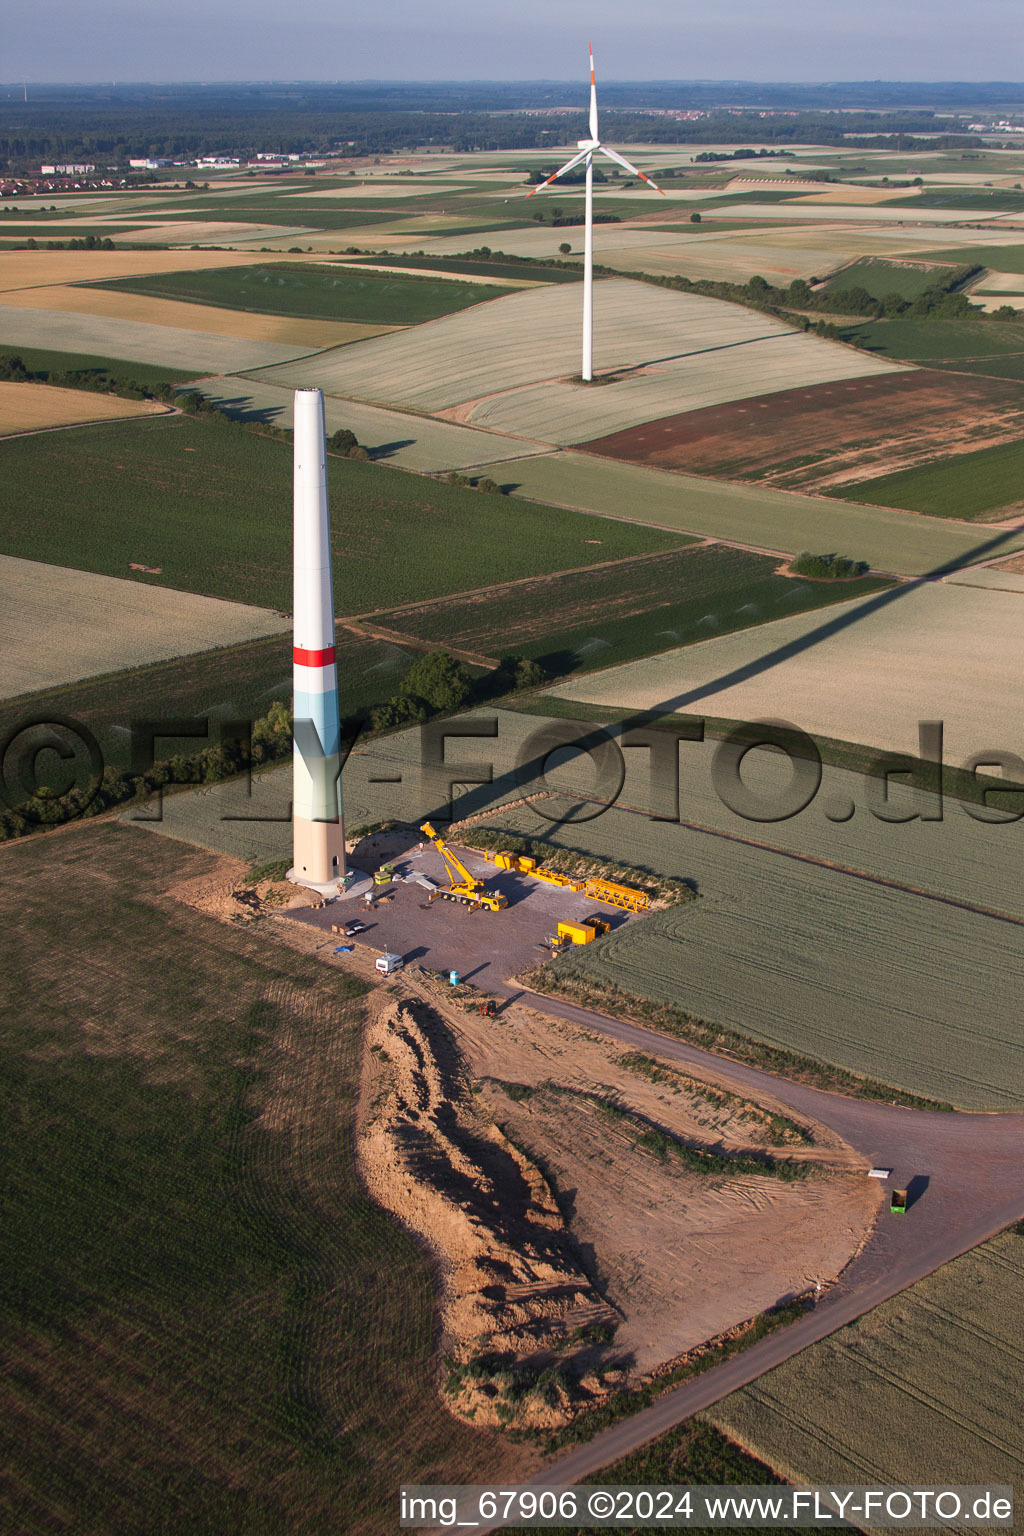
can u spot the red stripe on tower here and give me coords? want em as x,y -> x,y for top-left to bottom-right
293,644 -> 336,667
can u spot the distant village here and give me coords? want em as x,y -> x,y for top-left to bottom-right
1,150 -> 335,199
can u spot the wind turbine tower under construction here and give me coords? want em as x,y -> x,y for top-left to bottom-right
526,44 -> 665,382
289,387 -> 346,891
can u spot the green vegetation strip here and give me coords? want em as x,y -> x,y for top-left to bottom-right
837,436 -> 1024,519
616,1053 -> 813,1147
456,825 -> 693,905
0,414 -> 681,612
521,970 -> 952,1111
513,1081 -> 810,1180
89,262 -> 515,324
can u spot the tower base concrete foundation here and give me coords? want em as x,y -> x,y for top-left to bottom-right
286,868 -> 375,902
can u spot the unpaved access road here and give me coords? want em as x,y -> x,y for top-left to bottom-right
476,985 -> 1024,1499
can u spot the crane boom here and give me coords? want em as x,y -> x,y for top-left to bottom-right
420,822 -> 507,912
421,821 -> 480,892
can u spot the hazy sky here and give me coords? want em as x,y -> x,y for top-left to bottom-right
5,0 -> 1023,83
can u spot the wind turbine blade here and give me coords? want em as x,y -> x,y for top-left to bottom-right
524,146 -> 591,197
599,144 -> 667,194
589,42 -> 599,141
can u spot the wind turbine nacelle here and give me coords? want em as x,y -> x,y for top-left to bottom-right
577,138 -> 600,150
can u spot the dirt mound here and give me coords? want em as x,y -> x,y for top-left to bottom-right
170,858 -> 312,925
357,995 -> 621,1427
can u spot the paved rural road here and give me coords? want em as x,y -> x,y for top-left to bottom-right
466,985 -> 1024,1510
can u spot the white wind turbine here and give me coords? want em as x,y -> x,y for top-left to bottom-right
526,43 -> 665,382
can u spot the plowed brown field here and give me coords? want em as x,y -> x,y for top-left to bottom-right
579,370 -> 1024,493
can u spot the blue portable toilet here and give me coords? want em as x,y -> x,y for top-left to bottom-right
449,970 -> 460,987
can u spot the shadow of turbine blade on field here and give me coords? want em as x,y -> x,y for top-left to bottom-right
507,516 -> 1024,805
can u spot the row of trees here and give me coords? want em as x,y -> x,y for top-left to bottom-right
747,271 -> 979,321
0,649 -> 551,841
369,651 -> 544,732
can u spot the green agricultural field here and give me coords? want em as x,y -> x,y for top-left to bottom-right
0,414 -> 683,612
472,450 -> 1024,575
129,202 -> 403,231
90,262 -> 515,325
372,544 -> 889,678
707,1230 -> 1024,1491
925,244 -> 1024,275
824,256 -> 962,301
467,771 -> 1024,1110
841,316 -> 1024,380
892,188 -> 1024,211
0,344 -> 196,387
0,823 -> 513,1533
837,436 -> 1024,519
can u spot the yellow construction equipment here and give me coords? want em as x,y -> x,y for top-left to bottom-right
584,877 -> 649,911
531,867 -> 586,892
557,920 -> 595,946
420,822 -> 508,913
484,850 -> 537,873
480,847 -> 648,910
583,915 -> 611,936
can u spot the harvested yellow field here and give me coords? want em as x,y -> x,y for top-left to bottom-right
0,554 -> 289,698
0,381 -> 167,436
0,285 -> 396,347
0,248 -> 280,294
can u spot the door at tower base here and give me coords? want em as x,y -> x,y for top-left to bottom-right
292,714 -> 344,884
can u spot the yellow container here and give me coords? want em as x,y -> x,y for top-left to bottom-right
557,921 -> 595,945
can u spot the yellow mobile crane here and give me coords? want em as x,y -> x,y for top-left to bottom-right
420,822 -> 508,913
